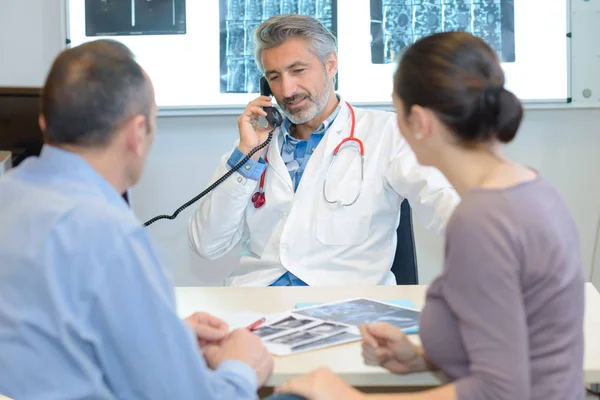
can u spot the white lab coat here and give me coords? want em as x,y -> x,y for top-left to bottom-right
188,99 -> 459,286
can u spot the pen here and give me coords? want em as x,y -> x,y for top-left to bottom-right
246,317 -> 266,331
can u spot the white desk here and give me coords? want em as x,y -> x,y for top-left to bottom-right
175,283 -> 600,388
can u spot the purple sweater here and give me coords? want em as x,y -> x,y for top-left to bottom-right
420,178 -> 585,400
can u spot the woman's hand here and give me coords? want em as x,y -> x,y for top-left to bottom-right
361,323 -> 429,374
276,367 -> 364,400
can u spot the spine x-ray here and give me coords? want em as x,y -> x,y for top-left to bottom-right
370,0 -> 515,64
85,0 -> 186,36
220,0 -> 338,94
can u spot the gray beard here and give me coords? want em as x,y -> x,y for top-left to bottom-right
284,84 -> 332,125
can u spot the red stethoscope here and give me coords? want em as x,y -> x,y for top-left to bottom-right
251,154 -> 269,208
252,103 -> 365,208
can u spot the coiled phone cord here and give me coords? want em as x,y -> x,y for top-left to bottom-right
143,131 -> 274,227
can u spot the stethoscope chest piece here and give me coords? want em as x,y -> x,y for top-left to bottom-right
252,190 -> 266,208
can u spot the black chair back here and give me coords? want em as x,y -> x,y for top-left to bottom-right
391,199 -> 418,285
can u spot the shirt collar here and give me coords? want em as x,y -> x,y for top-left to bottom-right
38,144 -> 129,211
281,94 -> 342,147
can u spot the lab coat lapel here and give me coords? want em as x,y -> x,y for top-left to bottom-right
323,101 -> 351,159
267,128 -> 294,192
295,100 -> 352,194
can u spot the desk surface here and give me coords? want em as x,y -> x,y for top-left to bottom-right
175,283 -> 600,387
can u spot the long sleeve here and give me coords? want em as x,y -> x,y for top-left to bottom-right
227,148 -> 267,180
441,207 -> 530,400
88,228 -> 258,400
188,143 -> 258,260
384,122 -> 459,235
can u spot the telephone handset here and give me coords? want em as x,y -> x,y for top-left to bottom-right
260,76 -> 283,128
143,78 -> 279,226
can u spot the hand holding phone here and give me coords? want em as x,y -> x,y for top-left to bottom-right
236,77 -> 282,159
260,77 -> 283,128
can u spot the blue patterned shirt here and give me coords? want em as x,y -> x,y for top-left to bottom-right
279,103 -> 341,191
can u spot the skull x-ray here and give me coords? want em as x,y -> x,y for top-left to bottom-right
220,0 -> 338,93
370,0 -> 515,64
85,0 -> 186,36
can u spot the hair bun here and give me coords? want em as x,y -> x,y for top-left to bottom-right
392,32 -> 523,145
495,88 -> 523,143
482,86 -> 502,111
480,86 -> 502,129
476,86 -> 522,144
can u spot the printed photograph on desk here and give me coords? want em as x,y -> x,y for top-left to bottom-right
257,314 -> 357,355
263,326 -> 357,355
267,330 -> 322,346
305,322 -> 346,335
294,298 -> 420,332
291,331 -> 362,354
252,326 -> 287,338
271,316 -> 314,330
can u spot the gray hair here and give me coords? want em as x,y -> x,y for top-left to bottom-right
253,14 -> 337,73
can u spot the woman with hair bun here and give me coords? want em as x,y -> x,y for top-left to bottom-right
277,32 -> 585,400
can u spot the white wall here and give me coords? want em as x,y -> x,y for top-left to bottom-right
2,0 -> 600,288
0,0 -> 65,86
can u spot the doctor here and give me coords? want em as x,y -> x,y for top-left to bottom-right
188,14 -> 459,286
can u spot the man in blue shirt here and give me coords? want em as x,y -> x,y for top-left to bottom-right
0,40 -> 283,399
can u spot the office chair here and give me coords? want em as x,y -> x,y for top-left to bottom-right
391,199 -> 418,285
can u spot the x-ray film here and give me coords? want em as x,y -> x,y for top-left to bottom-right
370,0 -> 515,64
219,0 -> 338,93
295,298 -> 420,331
85,0 -> 186,36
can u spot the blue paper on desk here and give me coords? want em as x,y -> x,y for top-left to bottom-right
295,299 -> 420,334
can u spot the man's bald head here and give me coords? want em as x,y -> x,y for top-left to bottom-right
41,40 -> 153,147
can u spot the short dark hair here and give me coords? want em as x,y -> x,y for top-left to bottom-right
394,32 -> 523,145
41,39 -> 152,147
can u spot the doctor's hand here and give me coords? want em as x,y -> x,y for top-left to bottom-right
237,96 -> 275,160
184,312 -> 229,346
275,368 -> 364,400
203,328 -> 274,387
360,323 -> 429,375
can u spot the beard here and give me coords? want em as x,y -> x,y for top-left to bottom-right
281,76 -> 332,125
